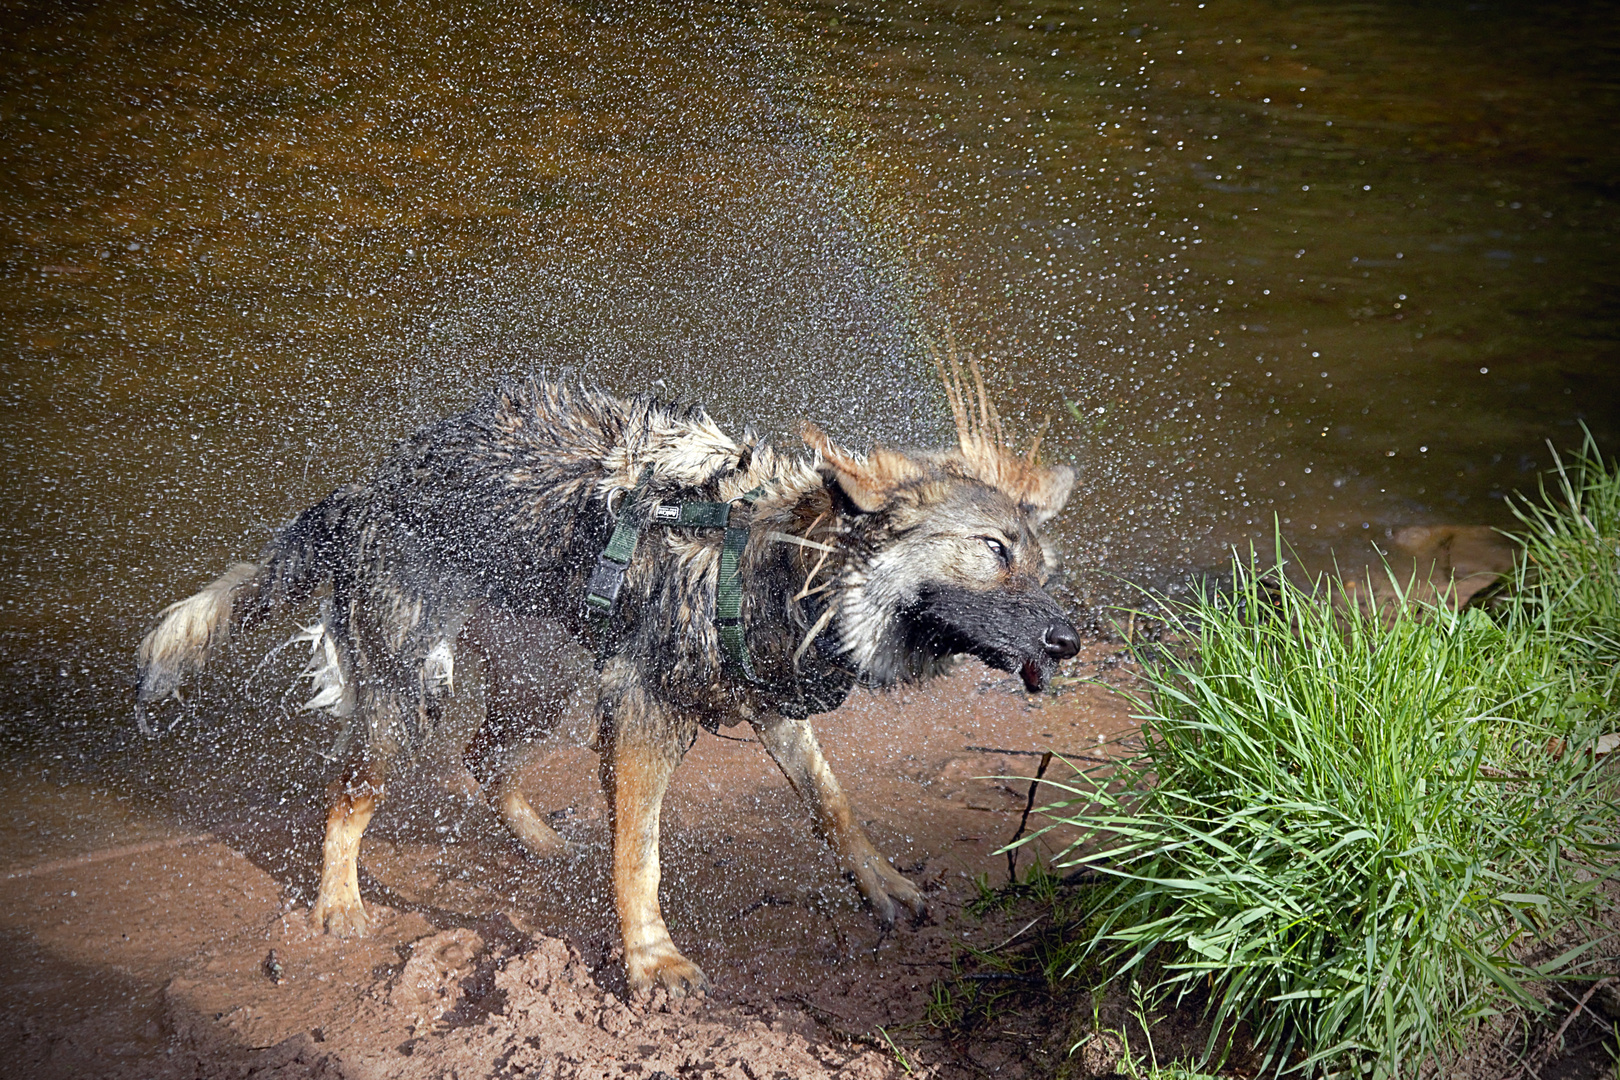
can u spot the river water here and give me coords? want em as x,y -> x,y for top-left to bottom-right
1,0 -> 1616,759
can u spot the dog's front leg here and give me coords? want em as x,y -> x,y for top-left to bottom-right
752,712 -> 927,929
597,672 -> 708,996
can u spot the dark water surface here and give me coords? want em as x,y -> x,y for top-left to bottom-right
1,0 -> 1616,763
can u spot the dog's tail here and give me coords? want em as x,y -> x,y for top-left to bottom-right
136,487 -> 352,732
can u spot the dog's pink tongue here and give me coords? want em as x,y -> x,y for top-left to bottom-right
1020,660 -> 1043,693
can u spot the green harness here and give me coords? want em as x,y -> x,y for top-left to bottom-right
583,466 -> 766,684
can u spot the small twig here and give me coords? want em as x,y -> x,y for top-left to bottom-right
793,600 -> 839,670
732,893 -> 797,919
769,530 -> 836,554
1515,976 -> 1615,1079
779,995 -> 887,1051
1007,751 -> 1054,882
984,914 -> 1045,953
791,517 -> 832,601
1498,1043 -> 1542,1080
1548,977 -> 1613,1049
793,579 -> 834,600
964,745 -> 1112,765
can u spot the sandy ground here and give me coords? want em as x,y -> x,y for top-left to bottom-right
8,530 -> 1606,1080
0,647 -> 1144,1080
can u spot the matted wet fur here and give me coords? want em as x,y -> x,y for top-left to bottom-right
136,367 -> 1080,994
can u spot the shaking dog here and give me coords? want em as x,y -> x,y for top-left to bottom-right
137,364 -> 1079,994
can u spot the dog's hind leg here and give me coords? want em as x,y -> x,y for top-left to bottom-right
751,712 -> 927,929
597,659 -> 708,997
465,734 -> 567,858
463,609 -> 570,857
313,749 -> 389,937
312,696 -> 401,938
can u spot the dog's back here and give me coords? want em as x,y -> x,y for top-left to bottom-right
136,378 -> 754,740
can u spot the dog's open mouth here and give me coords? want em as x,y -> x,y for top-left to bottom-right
903,598 -> 1057,695
969,645 -> 1047,694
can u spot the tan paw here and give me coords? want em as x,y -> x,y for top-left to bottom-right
626,945 -> 710,998
852,856 -> 927,929
313,895 -> 370,938
506,814 -> 571,858
499,792 -> 572,858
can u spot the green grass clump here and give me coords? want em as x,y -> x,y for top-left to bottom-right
1509,428 -> 1620,681
1034,488 -> 1620,1075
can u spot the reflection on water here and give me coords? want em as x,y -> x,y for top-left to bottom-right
0,0 -> 1615,761
793,0 -> 1617,582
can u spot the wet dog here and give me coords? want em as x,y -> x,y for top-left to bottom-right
136,364 -> 1079,994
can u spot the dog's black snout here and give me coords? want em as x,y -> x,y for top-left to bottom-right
1042,620 -> 1081,660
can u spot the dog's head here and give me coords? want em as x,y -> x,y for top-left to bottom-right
802,416 -> 1080,693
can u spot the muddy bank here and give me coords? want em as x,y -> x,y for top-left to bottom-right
4,899 -> 901,1080
1,651 -> 1143,1080
1,531 -> 1539,1079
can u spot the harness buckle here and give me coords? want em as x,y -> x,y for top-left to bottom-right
584,555 -> 629,615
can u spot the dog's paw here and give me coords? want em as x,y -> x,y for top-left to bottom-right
313,896 -> 370,938
852,856 -> 928,930
508,819 -> 571,859
499,792 -> 572,859
627,945 -> 710,998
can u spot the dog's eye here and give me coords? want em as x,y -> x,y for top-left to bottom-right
978,536 -> 1011,564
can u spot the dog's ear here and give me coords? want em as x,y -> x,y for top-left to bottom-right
801,422 -> 921,514
1022,463 -> 1075,527
940,441 -> 1076,528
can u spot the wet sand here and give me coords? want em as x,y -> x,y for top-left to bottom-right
0,649 -> 1140,1079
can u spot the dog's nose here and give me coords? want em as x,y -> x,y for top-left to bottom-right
1042,620 -> 1081,660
